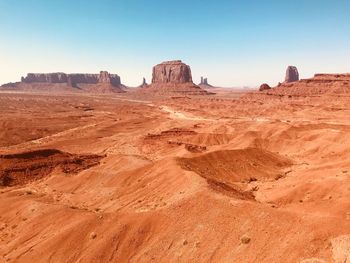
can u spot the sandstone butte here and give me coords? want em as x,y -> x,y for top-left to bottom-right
285,66 -> 299,83
143,60 -> 210,95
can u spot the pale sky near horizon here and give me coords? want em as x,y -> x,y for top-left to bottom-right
0,0 -> 350,87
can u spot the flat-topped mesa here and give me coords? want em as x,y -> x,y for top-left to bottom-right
23,73 -> 68,83
285,66 -> 299,83
22,71 -> 121,87
143,60 -> 210,95
152,60 -> 193,84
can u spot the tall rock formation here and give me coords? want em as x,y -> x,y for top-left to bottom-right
285,66 -> 299,83
139,77 -> 148,88
145,60 -> 209,95
200,77 -> 209,85
97,71 -> 121,86
152,60 -> 193,84
198,76 -> 213,88
98,71 -> 111,83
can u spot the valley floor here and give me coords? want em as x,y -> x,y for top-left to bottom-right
0,91 -> 349,263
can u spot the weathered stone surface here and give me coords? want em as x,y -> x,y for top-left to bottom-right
22,71 -> 121,87
98,71 -> 111,83
66,74 -> 99,87
259,83 -> 271,91
146,60 -> 210,95
265,73 -> 350,96
285,66 -> 299,83
139,77 -> 148,87
152,60 -> 192,84
97,71 -> 121,86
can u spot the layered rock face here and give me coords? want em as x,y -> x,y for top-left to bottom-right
67,74 -> 100,87
144,60 -> 209,95
97,71 -> 121,86
22,71 -> 121,87
22,73 -> 68,83
268,73 -> 350,96
152,60 -> 193,84
285,66 -> 299,83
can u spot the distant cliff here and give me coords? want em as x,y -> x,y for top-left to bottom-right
21,71 -> 121,87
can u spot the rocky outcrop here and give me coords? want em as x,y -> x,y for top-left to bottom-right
198,76 -> 213,88
152,60 -> 192,84
66,74 -> 99,87
145,60 -> 210,95
265,73 -> 350,96
98,71 -> 111,83
97,71 -> 121,86
200,77 -> 208,85
139,77 -> 148,87
22,71 -> 121,87
285,66 -> 299,83
313,73 -> 350,81
259,83 -> 271,91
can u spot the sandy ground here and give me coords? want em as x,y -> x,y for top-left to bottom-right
0,90 -> 349,263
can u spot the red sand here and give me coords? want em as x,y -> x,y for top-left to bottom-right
0,87 -> 350,262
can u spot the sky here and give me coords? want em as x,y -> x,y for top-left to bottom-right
0,0 -> 350,87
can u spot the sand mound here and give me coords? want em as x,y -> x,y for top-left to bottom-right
0,149 -> 103,186
178,147 -> 292,183
145,128 -> 234,146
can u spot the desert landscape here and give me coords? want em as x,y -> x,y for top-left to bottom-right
0,59 -> 349,263
1,1 -> 350,262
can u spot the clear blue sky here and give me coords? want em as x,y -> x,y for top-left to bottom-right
1,0 -> 349,87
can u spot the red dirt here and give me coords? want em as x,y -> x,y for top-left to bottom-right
0,149 -> 103,186
0,88 -> 350,262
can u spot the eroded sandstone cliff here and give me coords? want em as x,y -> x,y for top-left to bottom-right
22,71 -> 121,87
